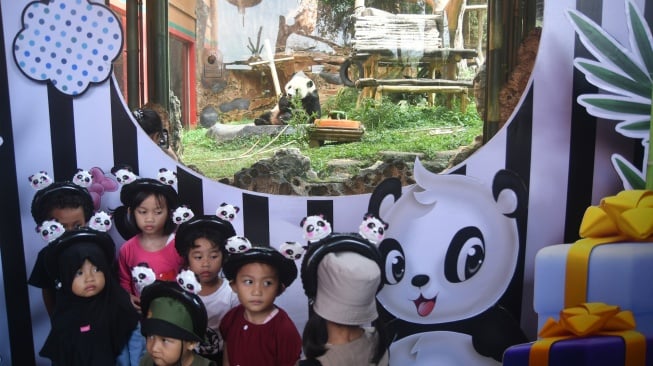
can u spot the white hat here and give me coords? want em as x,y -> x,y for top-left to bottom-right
313,251 -> 381,325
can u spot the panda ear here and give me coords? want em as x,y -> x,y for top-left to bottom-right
234,206 -> 240,213
492,170 -> 527,218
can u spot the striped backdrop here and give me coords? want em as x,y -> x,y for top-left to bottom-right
0,0 -> 650,364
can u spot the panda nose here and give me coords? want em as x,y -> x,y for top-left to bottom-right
411,274 -> 429,288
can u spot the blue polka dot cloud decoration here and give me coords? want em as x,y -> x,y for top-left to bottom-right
12,0 -> 123,96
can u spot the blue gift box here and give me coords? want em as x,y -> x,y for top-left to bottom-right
502,336 -> 652,366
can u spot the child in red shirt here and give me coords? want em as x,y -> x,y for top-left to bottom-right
220,241 -> 302,366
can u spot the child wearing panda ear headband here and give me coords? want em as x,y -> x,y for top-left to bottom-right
299,228 -> 390,366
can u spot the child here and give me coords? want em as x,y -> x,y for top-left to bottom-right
28,180 -> 95,316
114,177 -> 185,366
39,227 -> 139,366
175,214 -> 240,363
139,280 -> 216,366
220,244 -> 302,366
299,233 -> 389,366
133,107 -> 179,161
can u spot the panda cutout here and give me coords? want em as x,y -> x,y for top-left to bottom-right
358,213 -> 388,245
89,211 -> 112,232
29,171 -> 53,190
216,202 -> 239,222
369,159 -> 527,365
300,214 -> 332,243
176,269 -> 202,294
111,165 -> 138,185
72,168 -> 93,188
157,168 -> 177,186
225,236 -> 252,254
254,71 -> 321,125
131,263 -> 156,296
172,206 -> 194,225
279,241 -> 305,260
36,219 -> 65,243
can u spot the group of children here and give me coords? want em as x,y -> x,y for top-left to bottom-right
27,167 -> 389,366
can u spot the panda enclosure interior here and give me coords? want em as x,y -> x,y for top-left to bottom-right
173,0 -> 541,185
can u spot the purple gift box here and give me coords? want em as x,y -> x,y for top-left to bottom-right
502,336 -> 652,366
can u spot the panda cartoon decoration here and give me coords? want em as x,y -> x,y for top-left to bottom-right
254,71 -> 321,125
368,159 -> 528,365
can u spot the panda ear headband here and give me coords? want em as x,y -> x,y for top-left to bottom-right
44,227 -> 116,289
29,171 -> 95,223
300,233 -> 384,302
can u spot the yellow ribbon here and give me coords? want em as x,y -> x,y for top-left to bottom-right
565,190 -> 653,308
529,302 -> 647,366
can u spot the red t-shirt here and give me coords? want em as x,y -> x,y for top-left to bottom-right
220,305 -> 301,366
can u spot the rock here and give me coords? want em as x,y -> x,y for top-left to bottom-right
200,106 -> 220,128
219,98 -> 251,113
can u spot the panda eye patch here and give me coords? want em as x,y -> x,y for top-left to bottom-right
444,226 -> 485,283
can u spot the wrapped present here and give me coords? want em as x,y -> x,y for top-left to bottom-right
503,335 -> 653,366
504,302 -> 650,366
534,190 -> 653,336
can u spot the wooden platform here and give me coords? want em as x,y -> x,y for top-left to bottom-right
307,119 -> 364,148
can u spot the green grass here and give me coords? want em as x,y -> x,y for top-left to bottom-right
180,91 -> 483,181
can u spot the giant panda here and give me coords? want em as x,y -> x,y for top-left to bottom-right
367,159 -> 528,365
254,71 -> 321,125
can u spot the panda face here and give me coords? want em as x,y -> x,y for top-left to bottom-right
216,203 -> 239,222
176,269 -> 202,294
172,206 -> 194,225
89,211 -> 112,232
301,215 -> 332,243
72,169 -> 93,188
36,219 -> 65,242
157,168 -> 177,186
29,171 -> 52,190
284,71 -> 316,99
131,263 -> 156,295
375,163 -> 520,324
280,241 -> 305,260
113,168 -> 137,185
225,236 -> 252,254
359,214 -> 388,244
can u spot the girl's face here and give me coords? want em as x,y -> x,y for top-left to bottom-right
71,259 -> 105,298
134,194 -> 168,236
188,238 -> 223,285
230,262 -> 280,322
145,334 -> 196,366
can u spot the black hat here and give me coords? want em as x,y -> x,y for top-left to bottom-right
300,233 -> 383,301
119,178 -> 179,208
223,246 -> 298,289
174,215 -> 236,257
44,227 -> 116,286
140,281 -> 208,343
31,182 -> 94,223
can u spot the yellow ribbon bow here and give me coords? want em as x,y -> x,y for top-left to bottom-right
529,302 -> 646,366
565,190 -> 653,308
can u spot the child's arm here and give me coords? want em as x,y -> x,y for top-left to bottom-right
42,288 -> 55,316
222,345 -> 230,366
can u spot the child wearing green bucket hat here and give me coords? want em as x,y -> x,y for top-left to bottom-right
139,280 -> 215,366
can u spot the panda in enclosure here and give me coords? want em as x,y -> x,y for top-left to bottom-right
254,71 -> 321,125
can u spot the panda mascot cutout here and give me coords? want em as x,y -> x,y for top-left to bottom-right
368,159 -> 528,365
254,71 -> 321,125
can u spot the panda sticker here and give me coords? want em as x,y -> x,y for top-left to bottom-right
131,263 -> 156,296
369,159 -> 527,365
254,71 -> 321,125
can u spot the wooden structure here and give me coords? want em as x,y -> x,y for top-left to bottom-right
349,10 -> 478,108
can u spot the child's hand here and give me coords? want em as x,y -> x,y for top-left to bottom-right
130,294 -> 142,312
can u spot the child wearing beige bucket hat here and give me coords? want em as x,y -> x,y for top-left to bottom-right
299,231 -> 390,366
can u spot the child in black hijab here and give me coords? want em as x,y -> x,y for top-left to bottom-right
39,227 -> 139,366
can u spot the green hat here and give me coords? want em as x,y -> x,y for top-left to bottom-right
140,281 -> 207,343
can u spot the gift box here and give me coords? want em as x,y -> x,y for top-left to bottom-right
503,335 -> 653,366
534,242 -> 653,336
